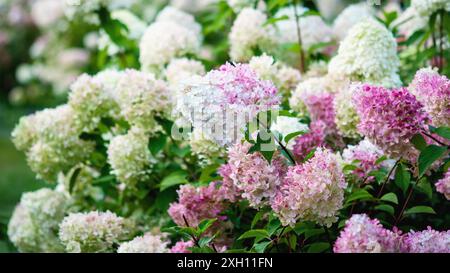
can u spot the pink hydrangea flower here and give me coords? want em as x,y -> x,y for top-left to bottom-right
293,120 -> 326,161
170,240 -> 194,253
219,142 -> 287,208
410,68 -> 450,127
168,182 -> 226,228
436,170 -> 450,200
353,84 -> 429,158
402,227 -> 450,253
334,214 -> 403,253
271,148 -> 347,227
303,93 -> 337,136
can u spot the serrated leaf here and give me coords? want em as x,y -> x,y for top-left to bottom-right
380,192 -> 398,204
238,229 -> 270,240
404,206 -> 436,215
418,145 -> 447,177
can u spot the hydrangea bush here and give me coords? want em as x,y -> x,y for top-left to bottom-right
4,0 -> 450,253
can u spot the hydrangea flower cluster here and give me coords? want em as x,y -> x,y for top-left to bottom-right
189,128 -> 225,165
342,139 -> 395,182
176,63 -> 279,146
334,84 -> 361,139
409,68 -> 450,127
332,3 -> 374,41
435,170 -> 450,200
402,227 -> 450,253
8,188 -> 69,252
229,8 -> 273,62
139,7 -> 202,71
333,214 -> 402,253
328,19 -> 401,88
118,233 -> 169,253
59,211 -> 131,253
107,127 -> 154,187
168,182 -> 227,228
289,77 -> 332,114
220,142 -> 287,208
271,148 -> 346,227
164,58 -> 206,87
352,84 -> 429,158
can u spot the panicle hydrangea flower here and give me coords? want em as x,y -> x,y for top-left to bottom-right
176,63 -> 279,146
218,163 -> 241,203
164,58 -> 205,86
352,84 -> 429,159
114,69 -> 169,133
332,3 -> 374,41
303,93 -> 337,136
333,214 -> 402,253
342,139 -> 395,182
59,210 -> 131,253
411,0 -> 450,18
139,21 -> 201,71
229,8 -> 273,62
11,114 -> 38,152
402,227 -> 450,253
68,74 -> 116,131
292,120 -> 327,161
221,142 -> 287,208
289,77 -> 332,114
8,188 -> 69,252
107,127 -> 154,187
271,148 -> 346,227
334,84 -> 361,139
170,240 -> 194,253
328,19 -> 401,88
435,170 -> 450,200
273,6 -> 333,51
409,68 -> 450,127
249,54 -> 301,95
117,233 -> 169,253
156,6 -> 202,40
168,182 -> 226,227
270,115 -> 309,149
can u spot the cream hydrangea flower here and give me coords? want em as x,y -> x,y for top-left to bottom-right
332,3 -> 374,41
117,233 -> 169,253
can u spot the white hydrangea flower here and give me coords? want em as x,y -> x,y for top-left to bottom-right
139,7 -> 202,71
332,3 -> 374,41
59,210 -> 131,253
328,19 -> 401,88
229,8 -> 273,62
164,58 -> 206,86
107,127 -> 154,187
117,233 -> 169,253
8,189 -> 69,252
114,69 -> 169,132
227,0 -> 266,12
411,0 -> 450,18
289,77 -> 329,113
273,6 -> 333,51
334,84 -> 361,139
270,116 -> 309,149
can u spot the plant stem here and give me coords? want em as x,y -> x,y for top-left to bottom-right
183,215 -> 200,247
376,158 -> 401,199
394,178 -> 421,226
292,0 -> 306,73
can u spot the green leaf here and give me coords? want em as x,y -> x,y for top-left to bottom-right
346,189 -> 374,203
374,204 -> 395,216
380,192 -> 398,204
267,218 -> 281,236
238,229 -> 270,241
159,171 -> 188,192
148,134 -> 167,155
307,242 -> 330,253
263,15 -> 289,26
395,163 -> 410,195
375,155 -> 388,165
429,126 -> 450,140
284,130 -> 306,146
253,241 -> 271,253
199,164 -> 220,183
68,167 -> 82,194
198,236 -> 214,248
251,210 -> 265,229
418,145 -> 447,177
198,219 -> 217,233
411,133 -> 427,151
417,177 -> 433,200
404,206 -> 436,216
304,229 -> 325,240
